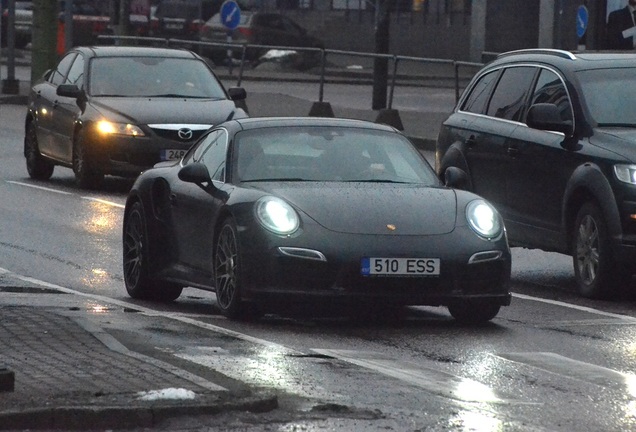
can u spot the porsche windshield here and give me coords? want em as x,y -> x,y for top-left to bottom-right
89,57 -> 227,98
577,67 -> 636,127
235,126 -> 440,184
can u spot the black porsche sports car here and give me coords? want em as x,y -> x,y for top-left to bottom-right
122,117 -> 511,323
24,46 -> 247,189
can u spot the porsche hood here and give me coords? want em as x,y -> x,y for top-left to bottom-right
268,184 -> 459,236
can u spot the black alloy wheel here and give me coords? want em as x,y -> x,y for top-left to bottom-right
214,218 -> 258,319
73,129 -> 104,189
123,201 -> 183,302
572,202 -> 630,299
25,122 -> 54,180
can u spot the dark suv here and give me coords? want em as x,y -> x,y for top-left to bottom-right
436,49 -> 636,299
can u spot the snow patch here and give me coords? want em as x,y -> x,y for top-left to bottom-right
136,388 -> 197,401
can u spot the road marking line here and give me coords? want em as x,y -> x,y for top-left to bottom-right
497,352 -> 636,391
7,180 -> 72,194
512,293 -> 636,322
312,349 -> 533,405
81,196 -> 125,208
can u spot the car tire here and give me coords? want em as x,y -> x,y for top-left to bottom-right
447,300 -> 501,324
123,201 -> 183,302
572,202 -> 631,299
73,129 -> 104,189
25,122 -> 54,180
214,218 -> 260,320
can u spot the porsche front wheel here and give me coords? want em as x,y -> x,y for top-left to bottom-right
214,219 -> 259,319
25,122 -> 54,180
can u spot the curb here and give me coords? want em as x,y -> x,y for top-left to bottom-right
0,391 -> 278,430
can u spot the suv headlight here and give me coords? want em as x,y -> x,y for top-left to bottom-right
614,165 -> 636,185
466,199 -> 503,240
256,196 -> 299,235
97,120 -> 145,137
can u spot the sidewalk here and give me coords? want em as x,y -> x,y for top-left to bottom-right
0,269 -> 277,430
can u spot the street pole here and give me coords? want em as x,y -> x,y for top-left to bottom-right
371,0 -> 393,110
31,0 -> 58,83
1,0 -> 19,94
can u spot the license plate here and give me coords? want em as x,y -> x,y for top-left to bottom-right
161,149 -> 187,161
361,257 -> 440,276
166,23 -> 183,30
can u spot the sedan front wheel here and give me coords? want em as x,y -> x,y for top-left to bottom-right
25,122 -> 54,180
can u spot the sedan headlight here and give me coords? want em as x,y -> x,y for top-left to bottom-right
466,199 -> 503,240
97,120 -> 145,137
614,164 -> 636,185
255,196 -> 299,235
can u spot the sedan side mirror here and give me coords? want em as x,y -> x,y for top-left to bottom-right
178,162 -> 212,184
526,103 -> 573,136
57,84 -> 82,99
227,87 -> 247,101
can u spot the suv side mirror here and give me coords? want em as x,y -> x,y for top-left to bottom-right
526,103 -> 573,135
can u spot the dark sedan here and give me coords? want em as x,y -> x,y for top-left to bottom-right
122,117 -> 511,323
24,46 -> 247,188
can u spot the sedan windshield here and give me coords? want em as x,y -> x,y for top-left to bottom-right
89,57 -> 227,98
235,126 -> 440,185
577,68 -> 636,127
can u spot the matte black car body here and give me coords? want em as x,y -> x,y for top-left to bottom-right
24,46 -> 247,188
123,117 -> 511,323
436,49 -> 636,299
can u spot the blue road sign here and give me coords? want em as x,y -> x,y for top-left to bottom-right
220,0 -> 241,30
576,5 -> 588,39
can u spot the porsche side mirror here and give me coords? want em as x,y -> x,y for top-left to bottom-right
444,166 -> 469,190
178,162 -> 212,184
526,103 -> 573,136
57,84 -> 82,99
228,87 -> 247,101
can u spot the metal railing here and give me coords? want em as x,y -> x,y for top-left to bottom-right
98,35 -> 483,106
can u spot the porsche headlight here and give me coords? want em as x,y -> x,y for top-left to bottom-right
97,120 -> 145,137
614,165 -> 636,185
256,196 -> 299,235
466,199 -> 503,240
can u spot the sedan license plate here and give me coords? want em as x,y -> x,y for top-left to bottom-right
161,149 -> 186,161
361,257 -> 440,276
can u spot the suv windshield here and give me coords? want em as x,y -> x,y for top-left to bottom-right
577,68 -> 636,127
89,57 -> 227,98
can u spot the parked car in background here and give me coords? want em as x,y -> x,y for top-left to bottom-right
149,0 -> 220,41
1,1 -> 33,48
436,48 -> 636,300
123,117 -> 511,322
200,11 -> 324,67
25,46 -> 247,189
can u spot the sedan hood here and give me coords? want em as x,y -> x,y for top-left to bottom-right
90,97 -> 240,125
263,183 -> 458,235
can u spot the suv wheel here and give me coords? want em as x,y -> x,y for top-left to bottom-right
572,202 -> 631,298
